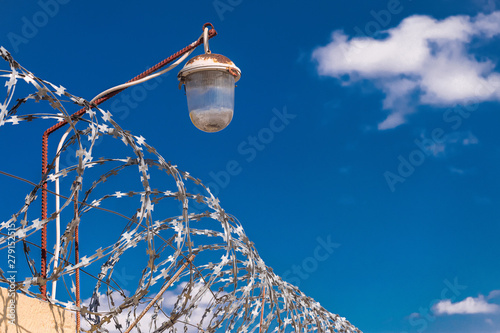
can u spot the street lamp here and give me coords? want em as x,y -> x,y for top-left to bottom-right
40,23 -> 236,329
178,54 -> 241,132
178,26 -> 241,132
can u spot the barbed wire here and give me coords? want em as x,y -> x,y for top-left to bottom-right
0,46 -> 361,333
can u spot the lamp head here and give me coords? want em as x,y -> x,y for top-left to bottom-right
178,54 -> 241,133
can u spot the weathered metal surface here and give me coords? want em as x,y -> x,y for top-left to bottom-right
185,53 -> 235,66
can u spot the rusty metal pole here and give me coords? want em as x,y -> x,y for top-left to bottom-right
259,285 -> 266,333
74,190 -> 81,332
39,24 -> 218,300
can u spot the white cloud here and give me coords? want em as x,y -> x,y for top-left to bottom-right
487,290 -> 500,299
474,0 -> 497,14
312,11 -> 500,129
80,283 -> 218,333
450,166 -> 466,175
433,294 -> 500,315
419,130 -> 478,158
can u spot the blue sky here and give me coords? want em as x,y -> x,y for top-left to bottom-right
1,0 -> 500,332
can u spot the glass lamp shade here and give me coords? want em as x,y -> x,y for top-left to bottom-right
184,70 -> 235,133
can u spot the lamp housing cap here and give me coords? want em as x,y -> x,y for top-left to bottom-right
178,54 -> 241,82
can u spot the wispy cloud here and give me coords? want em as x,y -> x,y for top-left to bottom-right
450,166 -> 466,175
487,290 -> 500,299
419,130 -> 478,158
474,0 -> 496,12
312,11 -> 500,129
433,291 -> 500,315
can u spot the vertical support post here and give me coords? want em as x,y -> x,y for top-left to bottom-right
259,285 -> 266,333
41,133 -> 48,300
74,192 -> 81,332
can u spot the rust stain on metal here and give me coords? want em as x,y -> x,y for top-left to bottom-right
186,53 -> 233,65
